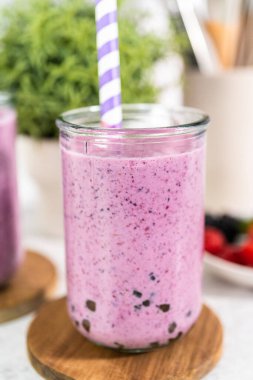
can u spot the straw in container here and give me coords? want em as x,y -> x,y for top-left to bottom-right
95,0 -> 122,128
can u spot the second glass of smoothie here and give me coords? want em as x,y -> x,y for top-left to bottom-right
57,105 -> 209,352
0,92 -> 21,286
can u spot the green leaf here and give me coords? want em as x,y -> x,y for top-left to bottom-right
0,0 -> 167,138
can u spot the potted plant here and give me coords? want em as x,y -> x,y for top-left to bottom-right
0,0 -> 166,235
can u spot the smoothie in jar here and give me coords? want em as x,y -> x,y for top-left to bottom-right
57,105 -> 209,351
0,93 -> 21,285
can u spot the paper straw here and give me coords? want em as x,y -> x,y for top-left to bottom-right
95,0 -> 123,128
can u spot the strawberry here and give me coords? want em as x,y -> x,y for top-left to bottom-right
205,227 -> 226,255
220,245 -> 242,264
238,242 -> 253,267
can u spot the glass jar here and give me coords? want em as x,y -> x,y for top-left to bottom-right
0,93 -> 21,286
57,104 -> 209,352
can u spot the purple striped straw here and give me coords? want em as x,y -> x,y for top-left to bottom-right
95,0 -> 123,128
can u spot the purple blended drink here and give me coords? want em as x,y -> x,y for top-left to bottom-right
57,105 -> 209,352
0,93 -> 21,286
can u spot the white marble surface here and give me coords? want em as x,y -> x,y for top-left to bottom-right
1,234 -> 253,380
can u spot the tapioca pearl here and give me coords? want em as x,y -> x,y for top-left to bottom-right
168,322 -> 177,334
133,290 -> 142,298
142,300 -> 150,307
74,320 -> 80,327
82,319 -> 91,332
186,310 -> 192,317
157,304 -> 170,313
71,305 -> 75,312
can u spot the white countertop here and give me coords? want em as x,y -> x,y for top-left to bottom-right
1,235 -> 253,380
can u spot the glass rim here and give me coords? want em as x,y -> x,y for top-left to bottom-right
56,104 -> 209,137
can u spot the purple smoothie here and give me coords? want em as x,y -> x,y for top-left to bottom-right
0,103 -> 21,285
59,106 -> 207,351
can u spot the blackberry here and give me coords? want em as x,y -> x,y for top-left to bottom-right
218,215 -> 241,243
205,213 -> 241,243
205,214 -> 218,228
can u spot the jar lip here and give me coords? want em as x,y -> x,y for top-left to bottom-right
56,104 -> 209,135
0,92 -> 11,106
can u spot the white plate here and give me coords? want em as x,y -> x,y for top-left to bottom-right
204,252 -> 253,288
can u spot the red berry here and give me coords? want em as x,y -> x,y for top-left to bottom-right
238,242 -> 253,267
220,245 -> 242,264
205,227 -> 226,255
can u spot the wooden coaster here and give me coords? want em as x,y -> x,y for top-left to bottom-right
27,298 -> 223,380
0,250 -> 57,323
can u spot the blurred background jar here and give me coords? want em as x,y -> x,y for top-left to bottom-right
0,93 -> 22,285
166,0 -> 253,217
184,68 -> 253,217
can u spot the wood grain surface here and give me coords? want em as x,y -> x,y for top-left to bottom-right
0,250 -> 57,323
27,297 -> 223,380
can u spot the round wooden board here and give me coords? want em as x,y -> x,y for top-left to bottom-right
0,250 -> 57,323
27,298 -> 223,380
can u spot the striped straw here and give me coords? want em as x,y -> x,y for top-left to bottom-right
95,0 -> 123,128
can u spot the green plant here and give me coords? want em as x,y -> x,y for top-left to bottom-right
0,0 -> 166,138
